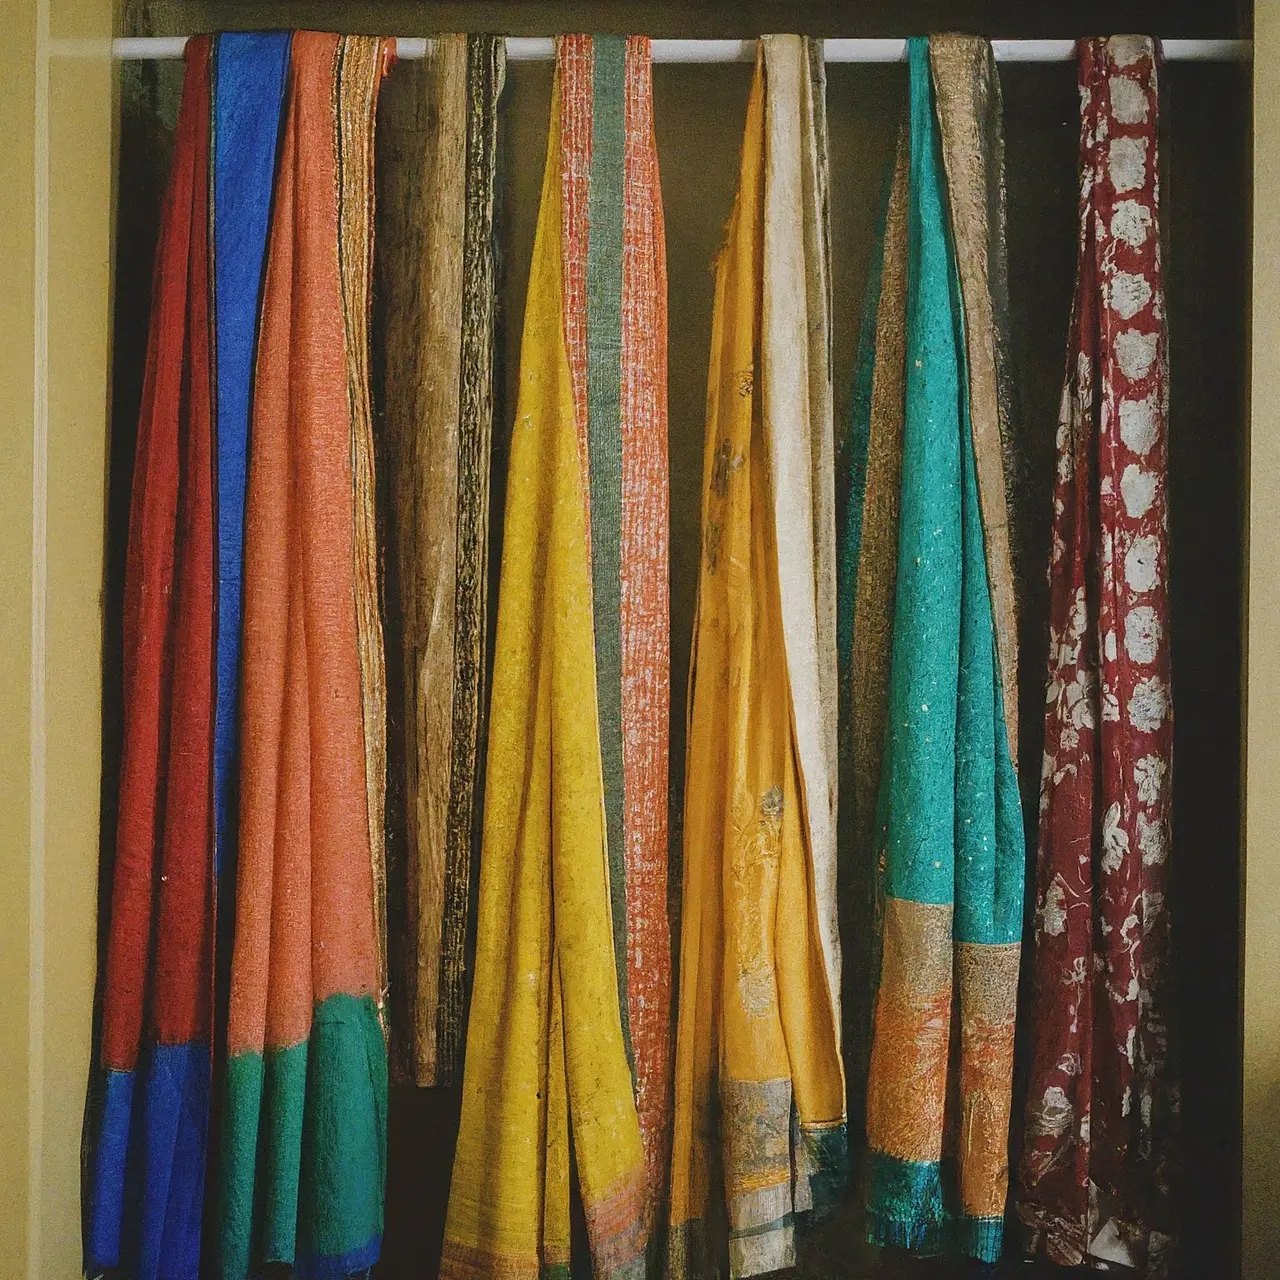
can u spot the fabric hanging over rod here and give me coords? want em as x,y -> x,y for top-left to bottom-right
111,36 -> 1251,62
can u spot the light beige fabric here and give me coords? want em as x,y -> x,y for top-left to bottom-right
760,34 -> 841,1028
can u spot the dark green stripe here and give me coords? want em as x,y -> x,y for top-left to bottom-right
583,34 -> 632,1071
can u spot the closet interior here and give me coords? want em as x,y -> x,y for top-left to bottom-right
98,1 -> 1250,1275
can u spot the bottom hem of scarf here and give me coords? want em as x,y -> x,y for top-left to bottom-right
1018,1197 -> 1175,1275
85,1039 -> 211,1276
865,1149 -> 944,1256
865,1150 -> 1005,1261
793,1119 -> 851,1220
440,1244 -> 639,1280
219,991 -> 387,1280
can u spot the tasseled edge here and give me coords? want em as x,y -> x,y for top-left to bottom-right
864,1149 -> 945,1256
953,1214 -> 1005,1264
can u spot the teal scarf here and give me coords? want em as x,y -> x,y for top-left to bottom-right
846,36 -> 1023,1262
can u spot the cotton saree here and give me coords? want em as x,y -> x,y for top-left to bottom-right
667,38 -> 847,1280
441,35 -> 670,1280
1016,36 -> 1179,1276
86,39 -> 216,1279
846,36 -> 1023,1263
217,31 -> 392,1280
378,33 -> 505,1088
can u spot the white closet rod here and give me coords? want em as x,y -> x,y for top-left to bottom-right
110,36 -> 1251,63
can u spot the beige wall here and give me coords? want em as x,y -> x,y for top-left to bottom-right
1246,1 -> 1280,1275
0,0 -> 115,1275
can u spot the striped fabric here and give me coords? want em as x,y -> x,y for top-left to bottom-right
560,34 -> 672,1208
86,40 -> 216,1279
210,25 -> 291,1093
668,38 -> 847,1280
378,33 -> 505,1088
849,37 -> 1023,1263
216,32 -> 392,1280
441,35 -> 669,1280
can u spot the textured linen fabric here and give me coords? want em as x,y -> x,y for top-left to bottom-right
86,39 -> 216,1279
211,31 -> 290,999
379,32 -> 505,1088
857,37 -> 1023,1263
217,32 -> 392,1280
667,42 -> 848,1280
440,35 -> 668,1280
1016,36 -> 1179,1277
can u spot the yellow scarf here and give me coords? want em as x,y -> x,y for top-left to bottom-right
668,43 -> 847,1280
440,63 -> 646,1280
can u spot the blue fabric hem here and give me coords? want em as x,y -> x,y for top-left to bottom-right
292,1231 -> 381,1280
86,1067 -> 136,1270
86,1042 -> 211,1280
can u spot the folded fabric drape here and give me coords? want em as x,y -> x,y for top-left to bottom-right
850,36 -> 1023,1263
441,34 -> 670,1280
667,38 -> 847,1280
86,38 -> 216,1280
378,31 -> 506,1089
1016,36 -> 1178,1277
217,31 -> 393,1280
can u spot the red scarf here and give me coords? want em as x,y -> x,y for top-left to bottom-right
1017,36 -> 1178,1276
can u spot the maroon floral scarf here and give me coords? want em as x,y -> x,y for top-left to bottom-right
1016,35 -> 1178,1277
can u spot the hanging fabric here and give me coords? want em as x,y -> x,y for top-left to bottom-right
1016,35 -> 1178,1276
378,32 -> 505,1089
85,38 -> 216,1280
217,31 -> 393,1280
668,38 -> 847,1280
852,36 -> 1023,1263
440,34 -> 670,1280
210,24 -> 292,1075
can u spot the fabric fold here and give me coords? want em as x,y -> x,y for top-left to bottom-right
86,38 -> 216,1280
441,34 -> 668,1280
217,31 -> 392,1280
1016,36 -> 1179,1277
856,36 -> 1022,1263
378,31 -> 506,1088
668,39 -> 847,1280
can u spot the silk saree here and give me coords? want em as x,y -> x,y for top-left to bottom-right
844,36 -> 1023,1263
1016,36 -> 1179,1276
441,35 -> 670,1280
667,37 -> 847,1280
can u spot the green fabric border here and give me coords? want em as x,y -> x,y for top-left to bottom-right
218,993 -> 387,1277
583,33 -> 633,1072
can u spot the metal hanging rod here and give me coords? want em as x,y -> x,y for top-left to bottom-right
109,36 -> 1251,63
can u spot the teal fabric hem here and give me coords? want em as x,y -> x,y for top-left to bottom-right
217,993 -> 387,1279
865,1149 -> 945,1256
796,1121 -> 850,1218
953,1214 -> 1005,1263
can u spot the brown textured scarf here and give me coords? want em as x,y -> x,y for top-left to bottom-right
378,33 -> 506,1087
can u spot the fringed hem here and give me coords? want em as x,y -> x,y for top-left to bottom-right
953,1214 -> 1004,1263
865,1149 -> 945,1257
865,1209 -> 946,1257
